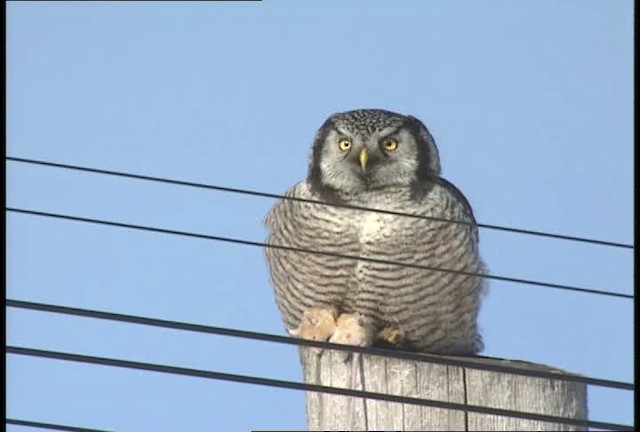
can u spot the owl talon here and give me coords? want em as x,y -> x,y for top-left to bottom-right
328,313 -> 373,347
288,307 -> 338,342
377,326 -> 406,347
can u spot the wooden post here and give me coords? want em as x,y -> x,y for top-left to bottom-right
300,348 -> 588,431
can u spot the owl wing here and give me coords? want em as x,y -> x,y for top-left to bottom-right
435,177 -> 477,225
388,177 -> 483,354
264,182 -> 357,330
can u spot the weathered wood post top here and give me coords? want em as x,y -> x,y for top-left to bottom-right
301,347 -> 588,431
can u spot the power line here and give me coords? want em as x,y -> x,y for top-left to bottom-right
6,298 -> 633,391
6,207 -> 633,300
6,346 -> 632,431
6,156 -> 634,250
6,418 -> 111,432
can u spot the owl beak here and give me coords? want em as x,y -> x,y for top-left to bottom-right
358,148 -> 368,171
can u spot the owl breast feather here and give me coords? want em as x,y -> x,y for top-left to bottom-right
266,180 -> 484,354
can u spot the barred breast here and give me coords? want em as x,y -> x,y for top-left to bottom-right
264,181 -> 360,331
265,179 -> 485,354
349,181 -> 485,354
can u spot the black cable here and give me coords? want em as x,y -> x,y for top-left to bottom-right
6,418 -> 111,432
5,207 -> 633,300
6,346 -> 631,431
6,156 -> 634,249
6,299 -> 634,391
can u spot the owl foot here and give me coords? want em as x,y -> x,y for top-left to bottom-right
328,312 -> 373,362
377,326 -> 406,347
329,313 -> 374,346
287,307 -> 338,342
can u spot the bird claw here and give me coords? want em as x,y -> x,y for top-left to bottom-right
377,326 -> 406,347
288,307 -> 338,343
328,312 -> 373,347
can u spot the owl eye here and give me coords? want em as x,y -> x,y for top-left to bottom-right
338,138 -> 352,151
381,138 -> 398,152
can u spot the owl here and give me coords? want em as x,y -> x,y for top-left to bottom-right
264,109 -> 486,355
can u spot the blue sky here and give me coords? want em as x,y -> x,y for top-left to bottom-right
6,1 -> 633,431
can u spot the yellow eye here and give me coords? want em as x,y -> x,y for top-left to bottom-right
338,138 -> 352,151
382,138 -> 398,151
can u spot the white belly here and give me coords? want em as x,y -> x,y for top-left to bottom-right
358,212 -> 389,244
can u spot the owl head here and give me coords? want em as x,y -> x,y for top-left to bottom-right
308,109 -> 441,197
